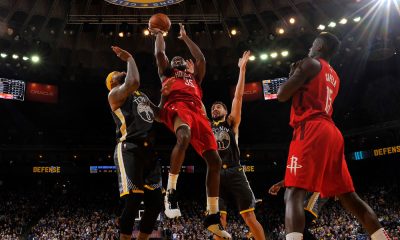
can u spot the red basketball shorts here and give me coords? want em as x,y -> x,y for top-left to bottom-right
284,119 -> 355,198
160,100 -> 217,156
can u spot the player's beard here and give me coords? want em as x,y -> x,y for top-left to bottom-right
212,114 -> 225,122
174,64 -> 187,71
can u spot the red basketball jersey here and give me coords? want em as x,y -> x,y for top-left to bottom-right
162,69 -> 203,106
290,58 -> 340,127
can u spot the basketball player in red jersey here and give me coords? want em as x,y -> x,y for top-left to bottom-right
277,32 -> 391,240
149,24 -> 231,239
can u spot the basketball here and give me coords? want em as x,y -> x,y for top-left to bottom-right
149,13 -> 171,32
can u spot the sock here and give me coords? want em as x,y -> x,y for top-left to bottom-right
167,173 -> 179,190
286,232 -> 303,240
371,228 -> 391,240
207,197 -> 219,214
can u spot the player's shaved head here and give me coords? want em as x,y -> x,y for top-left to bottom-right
309,32 -> 341,60
318,32 -> 340,57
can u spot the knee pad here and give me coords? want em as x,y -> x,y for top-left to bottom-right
119,193 -> 142,235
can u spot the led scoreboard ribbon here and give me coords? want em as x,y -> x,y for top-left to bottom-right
262,77 -> 288,100
0,78 -> 25,101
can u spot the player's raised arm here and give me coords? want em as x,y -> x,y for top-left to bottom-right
178,23 -> 206,84
150,28 -> 169,79
277,57 -> 321,102
108,46 -> 140,111
228,51 -> 251,132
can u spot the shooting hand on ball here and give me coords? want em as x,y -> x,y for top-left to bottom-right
148,27 -> 164,36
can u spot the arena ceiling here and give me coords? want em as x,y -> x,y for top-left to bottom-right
1,0 -> 382,82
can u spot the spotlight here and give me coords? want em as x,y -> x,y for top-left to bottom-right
260,53 -> 268,60
12,54 -> 19,59
353,16 -> 361,22
249,55 -> 256,61
22,56 -> 29,61
317,24 -> 326,30
281,50 -> 289,57
270,52 -> 278,58
39,154 -> 43,159
328,22 -> 336,28
231,29 -> 237,35
162,32 -> 167,37
118,31 -> 124,37
0,53 -> 7,58
289,18 -> 296,24
143,29 -> 150,36
31,55 -> 40,63
277,28 -> 285,34
339,18 -> 348,24
70,30 -> 74,35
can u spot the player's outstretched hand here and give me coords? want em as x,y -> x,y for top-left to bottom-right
186,59 -> 194,73
268,180 -> 284,195
238,50 -> 251,69
178,23 -> 187,40
111,46 -> 132,62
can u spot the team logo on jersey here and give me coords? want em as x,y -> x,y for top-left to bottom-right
287,155 -> 302,175
104,0 -> 183,8
213,127 -> 231,150
133,96 -> 154,123
137,102 -> 154,123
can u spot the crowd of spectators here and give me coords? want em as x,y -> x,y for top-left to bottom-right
0,189 -> 51,240
27,191 -> 119,240
0,182 -> 398,239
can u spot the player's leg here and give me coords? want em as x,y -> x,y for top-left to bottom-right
303,192 -> 324,240
338,192 -> 391,239
214,195 -> 227,240
202,149 -> 222,204
231,167 -> 265,240
240,211 -> 265,240
169,116 -> 191,175
303,210 -> 318,240
114,142 -> 145,239
138,188 -> 163,240
165,115 -> 191,218
202,150 -> 231,239
119,193 -> 143,240
284,187 -> 307,239
214,213 -> 227,240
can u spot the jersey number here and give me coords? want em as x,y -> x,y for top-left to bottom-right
185,79 -> 195,88
217,141 -> 226,150
325,86 -> 333,114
